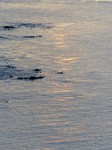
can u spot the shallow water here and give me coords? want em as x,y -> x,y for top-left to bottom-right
0,0 -> 112,149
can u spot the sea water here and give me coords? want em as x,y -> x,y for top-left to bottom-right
0,0 -> 112,149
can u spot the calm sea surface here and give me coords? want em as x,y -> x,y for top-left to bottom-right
0,0 -> 112,149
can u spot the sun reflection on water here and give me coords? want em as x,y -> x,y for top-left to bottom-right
53,32 -> 67,49
51,26 -> 80,72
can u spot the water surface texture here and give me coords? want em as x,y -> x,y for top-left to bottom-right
0,0 -> 112,150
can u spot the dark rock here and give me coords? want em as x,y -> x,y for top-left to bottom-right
1,23 -> 54,31
6,65 -> 16,69
28,76 -> 38,80
38,35 -> 42,37
10,75 -> 13,78
17,77 -> 24,80
57,72 -> 64,74
23,35 -> 42,38
36,76 -> 44,79
34,68 -> 41,73
28,76 -> 44,80
17,76 -> 44,80
0,36 -> 8,40
2,26 -> 16,30
18,23 -> 53,29
18,23 -> 37,28
0,64 -> 44,81
17,77 -> 28,80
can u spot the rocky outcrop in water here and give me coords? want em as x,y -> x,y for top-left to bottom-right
0,65 -> 44,81
23,35 -> 42,38
57,72 -> 64,74
0,23 -> 54,31
17,76 -> 44,80
2,25 -> 16,30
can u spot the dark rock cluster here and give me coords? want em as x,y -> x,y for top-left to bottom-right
23,35 -> 42,38
0,23 -> 53,31
2,25 -> 16,30
0,65 -> 44,81
17,76 -> 44,80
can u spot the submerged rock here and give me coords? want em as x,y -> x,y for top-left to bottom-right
0,36 -> 9,40
1,23 -> 54,31
23,35 -> 42,38
33,68 -> 41,73
10,75 -> 13,78
18,23 -> 53,29
28,76 -> 44,80
0,99 -> 8,103
0,65 -> 44,81
17,76 -> 44,80
2,25 -> 16,30
6,65 -> 16,69
57,72 -> 64,74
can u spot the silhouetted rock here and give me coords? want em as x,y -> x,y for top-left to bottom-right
34,69 -> 41,73
29,76 -> 44,80
1,22 -> 54,31
17,77 -> 27,80
6,65 -> 16,69
17,76 -> 44,80
0,36 -> 8,40
2,26 -> 16,30
57,72 -> 64,74
0,64 -> 44,81
10,75 -> 13,78
23,35 -> 42,38
18,23 -> 53,29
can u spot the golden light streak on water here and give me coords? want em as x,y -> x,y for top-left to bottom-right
54,55 -> 80,71
51,28 -> 68,50
49,25 -> 80,72
53,32 -> 68,49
